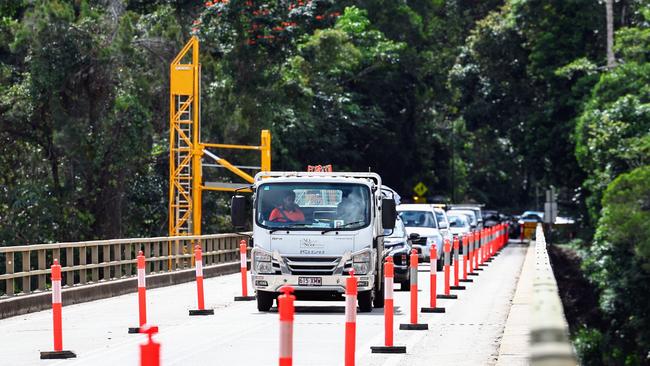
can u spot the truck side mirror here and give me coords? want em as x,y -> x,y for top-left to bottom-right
231,195 -> 247,229
381,199 -> 396,230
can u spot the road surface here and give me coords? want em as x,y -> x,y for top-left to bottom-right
0,241 -> 529,365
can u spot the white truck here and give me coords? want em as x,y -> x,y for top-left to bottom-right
230,171 -> 397,312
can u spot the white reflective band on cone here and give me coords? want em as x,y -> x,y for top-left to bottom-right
345,295 -> 357,322
240,253 -> 247,268
410,267 -> 417,285
52,281 -> 61,304
137,268 -> 146,288
431,258 -> 437,273
279,321 -> 293,358
196,260 -> 203,277
384,278 -> 393,300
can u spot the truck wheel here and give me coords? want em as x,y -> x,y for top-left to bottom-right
358,290 -> 373,313
437,258 -> 443,271
400,278 -> 411,291
256,291 -> 275,312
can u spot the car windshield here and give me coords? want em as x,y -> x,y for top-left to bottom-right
256,182 -> 371,230
398,211 -> 437,228
448,210 -> 477,226
447,214 -> 468,227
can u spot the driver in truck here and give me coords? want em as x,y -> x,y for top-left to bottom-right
269,190 -> 305,223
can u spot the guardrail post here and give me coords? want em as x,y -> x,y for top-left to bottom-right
79,246 -> 87,285
6,252 -> 14,296
115,244 -> 123,278
102,245 -> 111,280
66,247 -> 74,285
152,242 -> 160,273
21,250 -> 30,294
91,246 -> 99,282
38,249 -> 46,291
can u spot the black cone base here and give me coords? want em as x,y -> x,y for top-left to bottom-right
421,307 -> 445,313
40,351 -> 76,359
128,327 -> 140,334
459,279 -> 474,283
475,268 -> 484,271
450,285 -> 466,290
437,294 -> 458,299
486,258 -> 493,262
468,273 -> 479,276
400,323 -> 428,330
479,264 -> 489,267
371,345 -> 407,353
189,309 -> 214,316
234,296 -> 256,301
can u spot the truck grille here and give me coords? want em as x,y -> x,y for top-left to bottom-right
284,256 -> 341,275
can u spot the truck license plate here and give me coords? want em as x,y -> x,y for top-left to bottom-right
298,277 -> 322,286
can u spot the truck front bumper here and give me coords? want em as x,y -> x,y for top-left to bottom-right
251,273 -> 375,294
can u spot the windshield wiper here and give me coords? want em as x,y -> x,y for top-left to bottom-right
269,223 -> 309,234
321,221 -> 365,234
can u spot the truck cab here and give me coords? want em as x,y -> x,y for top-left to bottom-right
231,171 -> 396,312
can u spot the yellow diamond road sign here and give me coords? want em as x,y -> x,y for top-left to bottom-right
413,182 -> 428,197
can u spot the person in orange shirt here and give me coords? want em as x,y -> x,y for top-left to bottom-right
269,191 -> 305,223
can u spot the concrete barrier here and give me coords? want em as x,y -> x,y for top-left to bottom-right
531,224 -> 578,366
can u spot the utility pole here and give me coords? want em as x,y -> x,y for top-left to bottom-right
450,120 -> 455,203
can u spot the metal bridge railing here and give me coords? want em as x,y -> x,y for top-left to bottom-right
0,233 -> 247,298
531,224 -> 578,366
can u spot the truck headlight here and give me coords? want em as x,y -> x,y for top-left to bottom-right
352,251 -> 371,275
254,252 -> 271,262
255,262 -> 274,274
253,250 -> 273,274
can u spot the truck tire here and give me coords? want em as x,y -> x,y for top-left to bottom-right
256,291 -> 275,312
358,290 -> 373,313
400,278 -> 411,291
437,258 -> 443,271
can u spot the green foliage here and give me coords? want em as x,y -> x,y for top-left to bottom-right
579,166 -> 650,365
575,42 -> 650,221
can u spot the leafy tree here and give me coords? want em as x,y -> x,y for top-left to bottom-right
579,165 -> 650,365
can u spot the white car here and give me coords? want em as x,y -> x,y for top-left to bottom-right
447,209 -> 478,230
397,204 -> 445,266
447,213 -> 472,237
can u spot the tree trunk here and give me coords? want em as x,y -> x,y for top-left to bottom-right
606,0 -> 616,69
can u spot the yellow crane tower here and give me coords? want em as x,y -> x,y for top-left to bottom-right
168,36 -> 271,242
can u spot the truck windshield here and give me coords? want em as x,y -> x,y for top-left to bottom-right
256,183 -> 371,231
398,211 -> 437,228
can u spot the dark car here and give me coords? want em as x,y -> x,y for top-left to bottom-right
383,217 -> 412,290
483,210 -> 501,227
